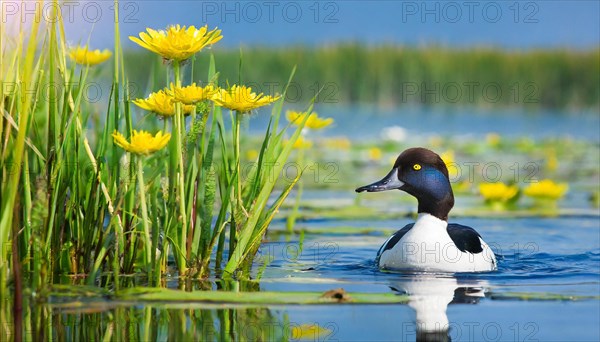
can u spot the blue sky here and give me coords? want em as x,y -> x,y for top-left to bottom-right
13,0 -> 598,49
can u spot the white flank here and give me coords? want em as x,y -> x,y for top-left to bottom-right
379,214 -> 497,272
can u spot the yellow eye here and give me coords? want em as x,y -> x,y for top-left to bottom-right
413,164 -> 422,171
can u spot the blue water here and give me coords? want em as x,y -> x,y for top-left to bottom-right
260,216 -> 600,292
272,301 -> 600,341
253,214 -> 600,341
247,106 -> 600,340
249,105 -> 600,142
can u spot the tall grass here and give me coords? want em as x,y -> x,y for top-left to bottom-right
125,45 -> 600,109
0,0 -> 313,298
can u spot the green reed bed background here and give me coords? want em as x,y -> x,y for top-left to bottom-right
125,45 -> 600,109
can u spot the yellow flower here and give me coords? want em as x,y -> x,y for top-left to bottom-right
440,150 -> 460,180
246,149 -> 259,160
453,180 -> 472,193
545,149 -> 558,172
112,130 -> 171,156
133,90 -> 195,117
323,137 -> 351,150
590,191 -> 600,208
287,111 -> 333,130
440,150 -> 454,165
429,135 -> 443,148
523,179 -> 568,200
486,133 -> 501,147
479,182 -> 519,202
68,46 -> 111,66
130,25 -> 222,61
368,147 -> 382,161
211,85 -> 280,113
167,83 -> 217,104
292,136 -> 313,149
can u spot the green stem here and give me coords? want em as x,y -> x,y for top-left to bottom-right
136,157 -> 152,272
228,111 -> 243,260
173,61 -> 188,275
112,0 -> 122,291
234,111 -> 242,209
286,145 -> 305,232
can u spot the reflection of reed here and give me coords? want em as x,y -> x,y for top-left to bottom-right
2,279 -> 297,340
13,302 -> 285,341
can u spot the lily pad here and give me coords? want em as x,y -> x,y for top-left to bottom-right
116,287 -> 409,305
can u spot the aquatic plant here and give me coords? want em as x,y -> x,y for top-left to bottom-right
368,147 -> 383,161
486,133 -> 501,148
440,150 -> 460,181
68,45 -> 112,66
292,324 -> 333,340
132,89 -> 196,117
544,149 -> 559,172
129,25 -> 222,61
323,137 -> 352,150
212,84 -> 280,113
112,130 -> 171,272
0,0 -> 312,297
167,83 -> 217,104
292,135 -> 314,149
112,130 -> 171,155
285,111 -> 334,231
523,179 -> 568,202
478,182 -> 520,210
590,191 -> 600,208
287,111 -> 334,130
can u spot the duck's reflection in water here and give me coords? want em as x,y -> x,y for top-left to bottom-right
390,274 -> 487,342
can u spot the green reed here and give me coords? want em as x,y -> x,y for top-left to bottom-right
124,44 -> 600,109
0,0 -> 312,298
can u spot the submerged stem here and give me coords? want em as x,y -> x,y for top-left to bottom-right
136,157 -> 152,272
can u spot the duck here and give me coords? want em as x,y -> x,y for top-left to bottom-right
356,147 -> 497,272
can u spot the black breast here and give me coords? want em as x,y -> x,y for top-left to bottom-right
447,223 -> 483,254
376,223 -> 414,260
